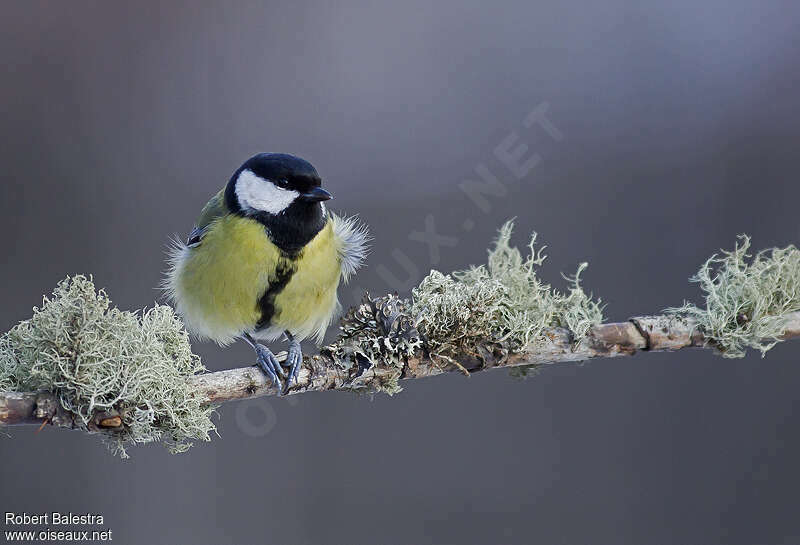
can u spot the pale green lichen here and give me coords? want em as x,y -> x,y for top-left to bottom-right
0,275 -> 215,457
411,221 -> 604,361
667,236 -> 800,358
326,222 -> 603,391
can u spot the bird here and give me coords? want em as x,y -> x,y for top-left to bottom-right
165,153 -> 369,393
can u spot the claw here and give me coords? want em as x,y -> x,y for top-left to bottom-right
255,344 -> 284,393
242,333 -> 284,393
285,338 -> 302,391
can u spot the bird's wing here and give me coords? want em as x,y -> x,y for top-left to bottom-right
186,189 -> 228,247
330,213 -> 370,283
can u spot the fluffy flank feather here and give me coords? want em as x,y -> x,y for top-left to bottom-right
331,213 -> 371,283
161,234 -> 191,306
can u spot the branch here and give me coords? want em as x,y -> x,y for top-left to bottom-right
4,311 -> 799,428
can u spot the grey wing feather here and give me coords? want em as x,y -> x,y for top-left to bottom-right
186,226 -> 208,247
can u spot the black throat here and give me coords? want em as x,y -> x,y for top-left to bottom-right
224,174 -> 327,255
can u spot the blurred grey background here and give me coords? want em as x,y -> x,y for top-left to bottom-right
1,1 -> 799,544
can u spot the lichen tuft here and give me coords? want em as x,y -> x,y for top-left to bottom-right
324,293 -> 422,395
411,221 -> 604,363
0,275 -> 215,457
667,236 -> 800,358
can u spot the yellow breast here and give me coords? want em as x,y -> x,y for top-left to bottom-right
270,220 -> 341,343
170,215 -> 340,345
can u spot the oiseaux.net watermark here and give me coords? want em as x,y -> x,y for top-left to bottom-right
4,512 -> 112,543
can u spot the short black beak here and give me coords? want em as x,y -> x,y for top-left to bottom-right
299,187 -> 332,202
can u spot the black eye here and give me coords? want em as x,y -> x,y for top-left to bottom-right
275,179 -> 290,189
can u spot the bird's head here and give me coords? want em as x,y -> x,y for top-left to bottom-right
226,153 -> 331,216
225,153 -> 332,252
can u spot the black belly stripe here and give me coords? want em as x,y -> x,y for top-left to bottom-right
255,255 -> 299,331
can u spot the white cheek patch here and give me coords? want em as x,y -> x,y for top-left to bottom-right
235,169 -> 299,214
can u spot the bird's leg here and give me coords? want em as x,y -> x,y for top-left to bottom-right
284,331 -> 302,391
241,332 -> 286,393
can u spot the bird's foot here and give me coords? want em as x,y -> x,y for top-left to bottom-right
285,335 -> 303,392
253,343 -> 286,393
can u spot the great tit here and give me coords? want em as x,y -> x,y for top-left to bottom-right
165,153 -> 368,392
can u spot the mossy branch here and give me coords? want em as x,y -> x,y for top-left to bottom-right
3,308 -> 800,437
5,309 -> 800,414
2,224 -> 800,458
141,309 -> 800,404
